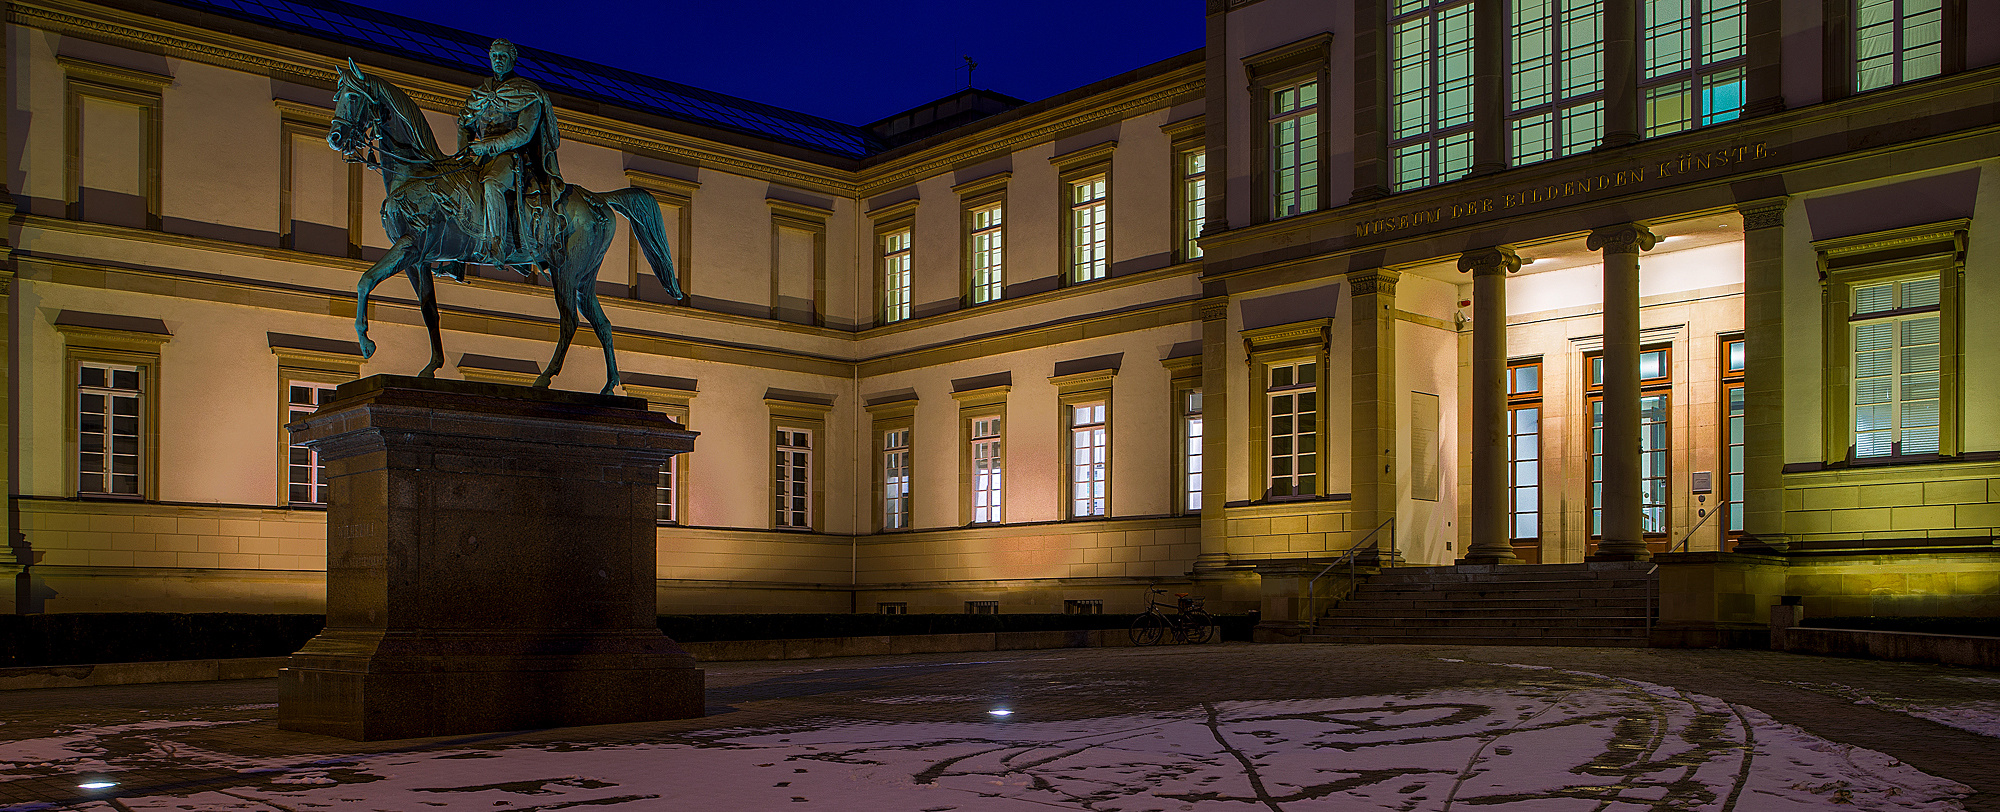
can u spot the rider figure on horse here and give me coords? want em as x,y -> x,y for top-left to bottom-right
458,38 -> 561,267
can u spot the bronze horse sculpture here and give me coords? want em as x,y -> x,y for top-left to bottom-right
329,59 -> 683,394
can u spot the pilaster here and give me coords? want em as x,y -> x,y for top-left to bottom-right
1347,268 -> 1400,564
1738,198 -> 1788,549
1196,296 -> 1231,569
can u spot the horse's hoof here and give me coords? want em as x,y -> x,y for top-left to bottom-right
531,377 -> 552,389
418,369 -> 436,379
359,337 -> 376,359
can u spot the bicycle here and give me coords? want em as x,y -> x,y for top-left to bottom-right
1129,587 -> 1215,645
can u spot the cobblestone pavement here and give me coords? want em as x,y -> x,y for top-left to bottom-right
1,644 -> 1995,811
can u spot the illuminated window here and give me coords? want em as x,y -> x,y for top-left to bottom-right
1509,0 -> 1604,165
1067,175 -> 1109,282
1855,0 -> 1944,92
1507,359 -> 1542,542
1850,276 -> 1941,458
965,600 -> 999,614
1068,402 -> 1108,518
774,428 -> 812,529
77,362 -> 143,497
883,428 -> 911,530
1180,148 -> 1207,260
1587,348 -> 1672,537
879,602 -> 908,615
1641,0 -> 1747,137
1064,599 -> 1103,614
971,416 -> 1004,523
1183,389 -> 1204,512
968,203 -> 1004,305
1390,0 -> 1477,191
1270,79 -> 1320,218
1267,360 -> 1319,499
1721,337 -> 1745,537
880,228 -> 912,324
286,382 -> 338,505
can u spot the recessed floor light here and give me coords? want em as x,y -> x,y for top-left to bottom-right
987,709 -> 1013,717
78,781 -> 117,790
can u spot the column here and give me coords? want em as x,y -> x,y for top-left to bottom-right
1738,199 -> 1788,548
1458,246 -> 1523,565
1348,268 -> 1401,565
1601,0 -> 1641,148
1588,223 -> 1658,561
1196,296 -> 1231,570
1470,0 -> 1508,176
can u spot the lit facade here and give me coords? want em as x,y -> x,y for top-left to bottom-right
3,0 -> 1996,624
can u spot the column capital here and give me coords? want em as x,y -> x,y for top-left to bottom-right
1457,245 -> 1522,276
1345,267 -> 1400,297
1736,197 -> 1788,231
1587,222 -> 1659,254
1198,296 -> 1230,322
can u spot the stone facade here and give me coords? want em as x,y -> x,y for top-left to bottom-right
3,0 -> 1996,618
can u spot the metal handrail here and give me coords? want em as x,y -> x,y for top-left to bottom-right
1643,563 -> 1660,638
1668,505 -> 1717,554
1303,517 -> 1396,625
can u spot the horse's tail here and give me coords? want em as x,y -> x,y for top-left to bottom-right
605,187 -> 683,302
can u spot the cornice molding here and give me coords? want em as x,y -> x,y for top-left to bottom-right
1048,368 -> 1117,394
951,171 -> 1011,198
625,170 -> 701,197
950,384 -> 1011,409
1049,139 -> 1118,171
1736,196 -> 1788,230
56,55 -> 174,90
867,198 -> 921,222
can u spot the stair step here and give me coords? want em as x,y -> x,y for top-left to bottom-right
1354,578 -> 1656,591
1300,634 -> 1649,647
1325,606 -> 1650,619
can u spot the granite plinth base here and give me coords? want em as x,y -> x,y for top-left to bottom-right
279,375 -> 701,741
279,630 -> 702,740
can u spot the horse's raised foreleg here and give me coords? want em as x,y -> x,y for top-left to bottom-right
533,264 -> 579,389
353,238 -> 415,359
407,264 -> 446,378
576,281 -> 621,395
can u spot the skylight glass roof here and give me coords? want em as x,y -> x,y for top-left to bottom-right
167,0 -> 886,157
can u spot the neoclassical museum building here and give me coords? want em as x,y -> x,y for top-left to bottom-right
3,0 -> 1995,629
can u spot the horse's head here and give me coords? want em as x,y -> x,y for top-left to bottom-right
329,58 -> 374,163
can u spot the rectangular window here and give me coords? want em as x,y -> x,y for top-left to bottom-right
879,602 -> 908,615
965,600 -> 999,615
1507,359 -> 1542,541
883,428 -> 911,530
1181,149 -> 1207,260
286,381 -> 338,505
1069,402 -> 1108,518
77,362 -> 143,497
881,228 -> 913,324
1270,79 -> 1321,218
657,456 -> 678,523
1508,0 -> 1605,165
774,428 -> 812,528
1855,0 -> 1945,92
1183,389 -> 1205,512
1064,599 -> 1103,615
971,417 -> 1004,523
1068,175 -> 1109,283
1390,0 -> 1477,191
1641,0 -> 1748,137
1722,337 -> 1745,536
1850,276 -> 1941,458
968,203 -> 1004,305
1266,360 -> 1319,499
1587,348 -> 1672,536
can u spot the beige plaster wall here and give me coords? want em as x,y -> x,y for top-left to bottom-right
162,60 -> 279,235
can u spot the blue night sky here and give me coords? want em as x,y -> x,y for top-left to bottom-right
351,0 -> 1206,126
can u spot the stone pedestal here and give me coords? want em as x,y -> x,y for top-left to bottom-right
278,375 -> 700,741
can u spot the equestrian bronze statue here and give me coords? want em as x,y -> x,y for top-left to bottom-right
330,40 -> 683,394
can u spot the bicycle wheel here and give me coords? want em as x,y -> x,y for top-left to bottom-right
1183,611 -> 1215,644
1129,612 -> 1167,646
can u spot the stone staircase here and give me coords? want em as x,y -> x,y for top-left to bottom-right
1303,562 -> 1658,646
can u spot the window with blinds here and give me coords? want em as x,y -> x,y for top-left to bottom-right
1850,275 -> 1941,458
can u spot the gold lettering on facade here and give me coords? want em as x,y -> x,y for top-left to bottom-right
1355,142 -> 1771,238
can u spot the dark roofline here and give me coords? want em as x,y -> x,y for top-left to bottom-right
863,48 -> 1206,165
